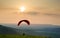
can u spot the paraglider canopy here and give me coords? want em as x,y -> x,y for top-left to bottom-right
18,20 -> 30,26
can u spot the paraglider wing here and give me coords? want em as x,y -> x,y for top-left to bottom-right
18,20 -> 30,26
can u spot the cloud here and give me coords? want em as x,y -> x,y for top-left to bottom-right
26,11 -> 39,16
44,13 -> 60,17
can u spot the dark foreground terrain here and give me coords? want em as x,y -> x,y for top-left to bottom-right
0,34 -> 53,38
0,24 -> 60,38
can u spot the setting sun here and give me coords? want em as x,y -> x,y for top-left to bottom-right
19,6 -> 26,12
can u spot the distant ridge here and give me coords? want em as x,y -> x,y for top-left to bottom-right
0,25 -> 18,34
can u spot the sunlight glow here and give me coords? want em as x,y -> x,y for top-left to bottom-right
19,6 -> 26,13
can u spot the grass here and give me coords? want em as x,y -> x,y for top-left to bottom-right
0,34 -> 53,38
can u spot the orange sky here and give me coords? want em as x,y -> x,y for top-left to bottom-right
0,0 -> 60,25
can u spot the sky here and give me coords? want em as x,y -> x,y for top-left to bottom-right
0,0 -> 60,25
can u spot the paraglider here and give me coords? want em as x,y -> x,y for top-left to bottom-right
18,20 -> 30,26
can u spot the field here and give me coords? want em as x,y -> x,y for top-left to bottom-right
0,34 -> 53,38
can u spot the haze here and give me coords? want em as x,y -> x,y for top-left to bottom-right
0,0 -> 60,25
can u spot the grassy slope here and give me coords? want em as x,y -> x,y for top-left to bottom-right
0,34 -> 53,38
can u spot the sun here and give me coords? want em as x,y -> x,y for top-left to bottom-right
19,6 -> 26,13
